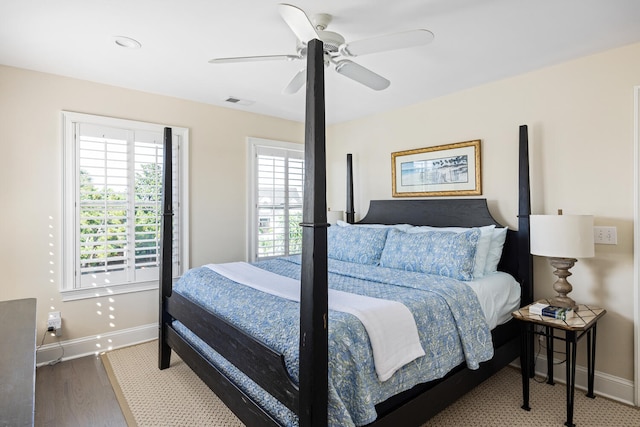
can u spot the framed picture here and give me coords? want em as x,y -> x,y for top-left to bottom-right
392,140 -> 481,197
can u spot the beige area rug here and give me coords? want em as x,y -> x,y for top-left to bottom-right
102,341 -> 243,426
103,340 -> 640,426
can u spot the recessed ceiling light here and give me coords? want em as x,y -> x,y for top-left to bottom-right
113,36 -> 141,49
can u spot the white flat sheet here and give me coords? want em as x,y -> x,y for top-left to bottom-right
205,262 -> 426,381
465,271 -> 522,329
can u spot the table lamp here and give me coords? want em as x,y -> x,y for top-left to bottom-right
530,211 -> 594,310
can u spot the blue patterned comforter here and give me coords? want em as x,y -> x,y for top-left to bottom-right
172,255 -> 493,426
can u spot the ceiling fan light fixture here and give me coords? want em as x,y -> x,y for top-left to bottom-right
335,60 -> 390,91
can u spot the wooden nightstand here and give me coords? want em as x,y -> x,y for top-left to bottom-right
512,301 -> 606,427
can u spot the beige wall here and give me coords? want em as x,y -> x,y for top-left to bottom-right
1,41 -> 638,388
0,65 -> 303,344
327,42 -> 640,382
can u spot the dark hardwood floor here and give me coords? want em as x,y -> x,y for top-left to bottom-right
35,355 -> 126,427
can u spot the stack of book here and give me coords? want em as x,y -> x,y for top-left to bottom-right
529,302 -> 574,320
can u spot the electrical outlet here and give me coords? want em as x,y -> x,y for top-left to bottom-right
47,311 -> 62,330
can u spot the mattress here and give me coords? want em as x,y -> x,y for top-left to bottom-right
465,271 -> 521,329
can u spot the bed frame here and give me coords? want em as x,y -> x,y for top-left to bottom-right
159,39 -> 533,427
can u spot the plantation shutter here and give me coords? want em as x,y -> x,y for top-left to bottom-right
255,145 -> 304,260
76,124 -> 179,288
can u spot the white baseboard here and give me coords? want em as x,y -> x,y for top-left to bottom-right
36,323 -> 158,366
512,354 -> 635,407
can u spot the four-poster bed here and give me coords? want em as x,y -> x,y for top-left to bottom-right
159,39 -> 533,426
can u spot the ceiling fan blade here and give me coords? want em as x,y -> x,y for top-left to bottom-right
278,3 -> 319,43
340,29 -> 434,57
334,60 -> 390,91
282,69 -> 306,94
209,54 -> 299,64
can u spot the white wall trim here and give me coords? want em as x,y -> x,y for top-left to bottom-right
634,85 -> 640,406
60,281 -> 158,302
513,355 -> 635,406
60,111 -> 190,293
536,355 -> 635,406
35,323 -> 157,366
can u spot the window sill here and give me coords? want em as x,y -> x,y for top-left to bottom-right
60,281 -> 159,301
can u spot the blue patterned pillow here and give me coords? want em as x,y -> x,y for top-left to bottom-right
379,228 -> 480,280
327,225 -> 389,265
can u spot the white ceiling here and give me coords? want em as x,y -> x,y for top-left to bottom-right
2,0 -> 640,125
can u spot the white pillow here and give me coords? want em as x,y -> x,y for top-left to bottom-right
336,220 -> 414,232
407,225 -> 495,279
483,227 -> 508,275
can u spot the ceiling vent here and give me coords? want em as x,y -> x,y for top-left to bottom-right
224,96 -> 254,106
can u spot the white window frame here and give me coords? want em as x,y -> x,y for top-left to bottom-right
61,111 -> 189,301
247,137 -> 304,262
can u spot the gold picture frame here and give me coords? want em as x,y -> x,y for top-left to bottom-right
392,140 -> 481,197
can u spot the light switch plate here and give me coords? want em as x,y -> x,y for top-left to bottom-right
594,226 -> 617,245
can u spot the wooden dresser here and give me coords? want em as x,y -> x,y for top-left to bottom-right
0,298 -> 37,426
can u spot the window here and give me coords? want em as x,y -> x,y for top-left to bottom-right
62,112 -> 189,300
248,138 -> 304,261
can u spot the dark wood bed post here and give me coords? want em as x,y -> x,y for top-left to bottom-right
518,124 -> 535,378
518,124 -> 533,306
346,153 -> 355,223
159,127 -> 173,369
298,38 -> 329,427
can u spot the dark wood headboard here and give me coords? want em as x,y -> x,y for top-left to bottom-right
359,199 -> 502,227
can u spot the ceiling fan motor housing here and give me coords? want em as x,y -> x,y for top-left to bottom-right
297,29 -> 344,56
317,30 -> 344,53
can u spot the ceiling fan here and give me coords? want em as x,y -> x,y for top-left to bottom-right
209,3 -> 434,94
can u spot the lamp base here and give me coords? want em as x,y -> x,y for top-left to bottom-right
549,295 -> 578,311
548,257 -> 579,312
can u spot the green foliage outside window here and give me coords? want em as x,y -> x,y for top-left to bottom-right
288,211 -> 303,254
79,164 -> 163,273
257,210 -> 303,258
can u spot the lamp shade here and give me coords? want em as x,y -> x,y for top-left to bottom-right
530,214 -> 595,258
